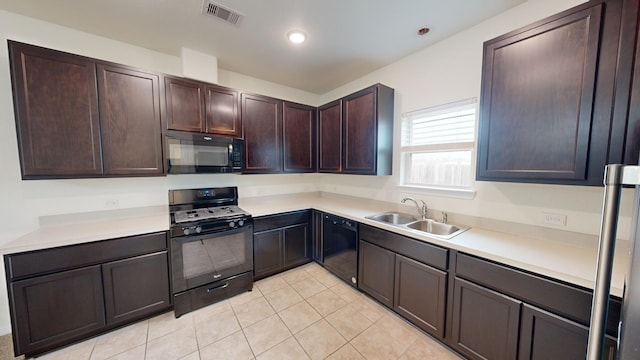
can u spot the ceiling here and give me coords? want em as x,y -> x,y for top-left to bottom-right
0,0 -> 526,94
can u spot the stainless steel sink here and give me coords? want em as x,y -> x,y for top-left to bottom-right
365,212 -> 469,239
405,220 -> 459,235
365,212 -> 417,225
405,219 -> 468,239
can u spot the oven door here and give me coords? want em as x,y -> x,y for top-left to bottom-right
171,225 -> 253,293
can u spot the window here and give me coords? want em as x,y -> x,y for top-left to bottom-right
400,99 -> 476,192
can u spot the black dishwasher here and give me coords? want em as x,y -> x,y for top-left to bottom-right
323,214 -> 358,287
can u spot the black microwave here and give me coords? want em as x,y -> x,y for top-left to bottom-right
165,132 -> 243,174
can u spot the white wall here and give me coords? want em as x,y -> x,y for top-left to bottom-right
316,0 -> 635,239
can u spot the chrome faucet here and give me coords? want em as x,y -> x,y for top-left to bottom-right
401,197 -> 428,220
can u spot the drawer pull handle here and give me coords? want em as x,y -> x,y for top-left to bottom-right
206,283 -> 229,293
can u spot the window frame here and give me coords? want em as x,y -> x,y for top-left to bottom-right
398,98 -> 478,199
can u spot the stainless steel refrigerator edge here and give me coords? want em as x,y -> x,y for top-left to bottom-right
587,165 -> 640,359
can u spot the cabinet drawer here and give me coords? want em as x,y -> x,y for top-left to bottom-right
253,210 -> 310,232
174,272 -> 253,317
359,225 -> 448,270
6,232 -> 168,280
455,252 -> 621,336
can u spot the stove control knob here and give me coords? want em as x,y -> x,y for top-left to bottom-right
195,226 -> 202,234
183,228 -> 191,236
229,221 -> 236,228
238,219 -> 245,227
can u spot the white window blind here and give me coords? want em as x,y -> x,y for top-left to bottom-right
401,99 -> 476,189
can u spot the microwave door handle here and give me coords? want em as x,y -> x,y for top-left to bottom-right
229,144 -> 233,165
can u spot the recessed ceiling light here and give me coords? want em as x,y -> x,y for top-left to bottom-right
287,30 -> 306,44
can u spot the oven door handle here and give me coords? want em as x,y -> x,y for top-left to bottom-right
206,282 -> 229,293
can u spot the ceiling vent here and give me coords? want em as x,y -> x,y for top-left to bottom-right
201,1 -> 244,26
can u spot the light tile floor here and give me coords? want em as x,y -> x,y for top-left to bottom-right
7,263 -> 462,360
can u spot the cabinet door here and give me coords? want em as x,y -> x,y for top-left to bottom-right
164,76 -> 205,132
312,210 -> 324,263
8,41 -> 102,178
476,4 -> 604,183
102,252 -> 171,325
612,0 -> 640,166
97,64 -> 163,175
253,229 -> 284,279
394,254 -> 447,339
318,100 -> 342,173
9,266 -> 105,356
450,278 -> 521,360
205,85 -> 241,137
343,86 -> 377,174
283,102 -> 316,173
283,223 -> 311,268
518,304 -> 617,360
358,240 -> 395,308
242,93 -> 283,173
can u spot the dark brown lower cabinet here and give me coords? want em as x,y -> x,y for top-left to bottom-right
253,210 -> 311,280
357,225 -> 449,341
450,277 -> 521,360
253,230 -> 284,279
10,266 -> 106,356
284,224 -> 310,268
103,251 -> 170,325
519,304 -> 617,360
358,240 -> 395,308
394,254 -> 447,338
5,232 -> 171,357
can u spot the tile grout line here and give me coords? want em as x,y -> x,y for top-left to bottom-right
229,293 -> 259,359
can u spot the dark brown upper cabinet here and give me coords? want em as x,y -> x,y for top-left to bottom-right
8,41 -> 164,179
610,0 -> 640,166
319,84 -> 394,176
205,85 -> 241,137
283,102 -> 317,173
97,64 -> 163,175
164,76 -> 240,137
318,100 -> 343,172
242,95 -> 317,174
164,76 -> 205,133
242,93 -> 283,173
9,41 -> 103,178
476,0 -> 627,185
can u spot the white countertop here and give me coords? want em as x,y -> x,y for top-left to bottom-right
0,206 -> 170,255
240,193 -> 629,298
0,193 -> 628,298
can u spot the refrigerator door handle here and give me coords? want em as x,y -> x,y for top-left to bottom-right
587,165 -> 640,360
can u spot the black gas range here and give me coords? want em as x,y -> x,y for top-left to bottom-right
168,187 -> 254,317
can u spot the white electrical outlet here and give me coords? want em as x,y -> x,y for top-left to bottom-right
542,212 -> 567,226
104,199 -> 119,208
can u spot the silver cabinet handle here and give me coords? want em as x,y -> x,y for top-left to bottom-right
206,283 -> 229,293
